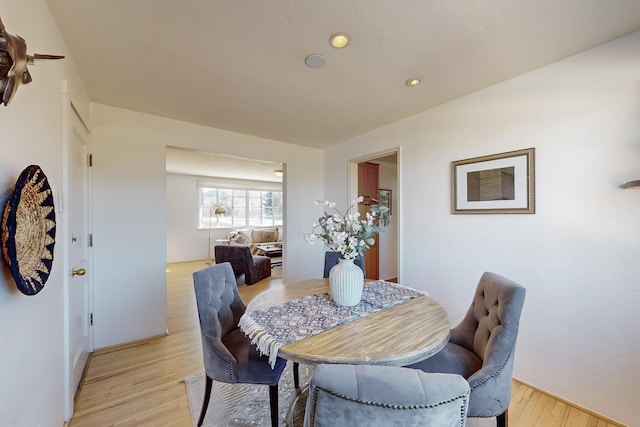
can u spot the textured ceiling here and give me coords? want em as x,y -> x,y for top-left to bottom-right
46,0 -> 640,149
165,147 -> 283,182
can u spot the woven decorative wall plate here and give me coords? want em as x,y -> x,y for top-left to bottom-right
1,165 -> 56,295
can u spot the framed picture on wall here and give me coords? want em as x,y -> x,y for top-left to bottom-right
452,148 -> 535,214
378,188 -> 392,226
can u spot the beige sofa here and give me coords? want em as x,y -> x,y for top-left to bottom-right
227,227 -> 282,255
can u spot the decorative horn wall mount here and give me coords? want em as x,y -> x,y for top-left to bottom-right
0,16 -> 65,106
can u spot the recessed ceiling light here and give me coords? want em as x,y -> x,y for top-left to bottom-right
405,77 -> 422,87
305,54 -> 325,68
329,33 -> 350,48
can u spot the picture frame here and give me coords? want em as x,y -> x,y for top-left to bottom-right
452,148 -> 535,214
378,188 -> 392,226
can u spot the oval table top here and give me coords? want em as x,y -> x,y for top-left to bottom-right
246,278 -> 450,367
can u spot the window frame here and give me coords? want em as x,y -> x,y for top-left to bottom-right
198,179 -> 283,229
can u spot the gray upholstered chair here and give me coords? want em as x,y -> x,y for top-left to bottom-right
214,244 -> 271,285
304,364 -> 470,427
192,262 -> 286,427
323,251 -> 365,278
406,272 -> 526,427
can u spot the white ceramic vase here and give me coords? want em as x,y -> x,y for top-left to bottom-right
329,258 -> 364,306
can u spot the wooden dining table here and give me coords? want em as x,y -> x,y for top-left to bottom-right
246,277 -> 451,367
245,278 -> 451,426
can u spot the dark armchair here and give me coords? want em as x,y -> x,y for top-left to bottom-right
405,272 -> 526,427
214,244 -> 271,285
192,262 -> 286,426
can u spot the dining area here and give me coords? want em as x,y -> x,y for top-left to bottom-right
192,259 -> 525,427
191,197 -> 527,427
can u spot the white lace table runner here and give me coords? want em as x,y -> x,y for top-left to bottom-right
238,280 -> 425,367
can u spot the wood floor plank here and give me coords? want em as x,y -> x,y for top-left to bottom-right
68,260 -> 624,427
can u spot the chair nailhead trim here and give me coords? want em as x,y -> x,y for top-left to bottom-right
470,346 -> 513,391
210,344 -> 235,381
313,386 -> 469,418
467,346 -> 513,418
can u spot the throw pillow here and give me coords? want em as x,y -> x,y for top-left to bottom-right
237,229 -> 252,244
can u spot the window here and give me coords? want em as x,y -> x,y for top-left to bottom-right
199,184 -> 283,229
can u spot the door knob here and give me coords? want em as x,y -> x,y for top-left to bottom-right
72,268 -> 86,277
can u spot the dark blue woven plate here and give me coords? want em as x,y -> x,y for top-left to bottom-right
1,165 -> 56,295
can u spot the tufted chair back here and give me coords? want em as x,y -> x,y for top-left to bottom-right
304,364 -> 470,427
451,272 -> 526,417
405,272 -> 526,427
193,262 -> 246,381
193,262 -> 286,426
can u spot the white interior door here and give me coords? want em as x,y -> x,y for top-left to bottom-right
65,102 -> 92,420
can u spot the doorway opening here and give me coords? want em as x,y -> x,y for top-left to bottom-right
165,146 -> 285,273
348,148 -> 399,282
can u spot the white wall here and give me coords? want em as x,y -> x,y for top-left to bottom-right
91,104 -> 324,348
90,125 -> 168,347
323,32 -> 640,425
378,161 -> 398,280
166,173 -> 208,263
0,0 -> 90,425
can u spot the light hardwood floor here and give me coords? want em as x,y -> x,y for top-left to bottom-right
67,260 -> 623,427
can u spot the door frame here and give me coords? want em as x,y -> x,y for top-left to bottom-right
348,147 -> 401,283
62,81 -> 94,421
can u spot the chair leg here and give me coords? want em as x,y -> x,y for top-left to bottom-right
293,362 -> 300,389
197,375 -> 213,427
269,384 -> 279,427
497,409 -> 508,427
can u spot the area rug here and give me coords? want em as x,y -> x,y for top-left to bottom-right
180,362 -> 312,427
181,363 -> 495,427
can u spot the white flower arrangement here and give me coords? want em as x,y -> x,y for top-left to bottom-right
302,196 -> 387,260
